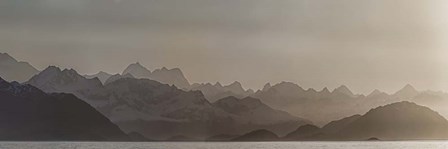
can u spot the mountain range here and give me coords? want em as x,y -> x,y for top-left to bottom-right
252,81 -> 448,126
235,101 -> 448,141
25,66 -> 309,140
3,52 -> 448,141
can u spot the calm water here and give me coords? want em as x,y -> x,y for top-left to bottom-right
0,141 -> 447,149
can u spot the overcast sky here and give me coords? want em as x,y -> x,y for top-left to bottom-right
1,0 -> 448,94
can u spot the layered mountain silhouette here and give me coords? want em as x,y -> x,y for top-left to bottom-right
0,77 -> 129,141
25,66 -> 309,140
121,63 -> 190,89
104,73 -> 134,85
0,53 -> 39,82
189,82 -> 254,102
84,71 -> 113,84
333,101 -> 448,140
282,101 -> 448,141
252,81 -> 448,126
233,101 -> 448,141
253,82 -> 363,125
3,53 -> 448,141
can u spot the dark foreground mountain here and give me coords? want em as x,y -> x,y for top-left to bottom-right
0,77 -> 129,141
0,53 -> 39,82
26,66 -> 309,140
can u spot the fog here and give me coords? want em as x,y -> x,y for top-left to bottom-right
1,0 -> 448,94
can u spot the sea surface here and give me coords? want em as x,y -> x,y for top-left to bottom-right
0,141 -> 447,149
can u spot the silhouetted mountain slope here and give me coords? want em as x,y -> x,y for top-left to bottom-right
122,63 -> 190,89
232,129 -> 279,141
84,71 -> 113,84
284,124 -> 320,140
333,85 -> 355,97
0,77 -> 128,141
127,132 -> 150,141
320,115 -> 361,134
0,53 -> 39,82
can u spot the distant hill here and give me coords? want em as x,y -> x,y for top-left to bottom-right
0,53 -> 39,83
252,81 -> 448,126
283,124 -> 320,140
232,129 -> 279,141
335,101 -> 448,140
122,62 -> 151,79
283,101 -> 448,141
0,77 -> 129,141
253,82 -> 363,125
213,96 -> 310,137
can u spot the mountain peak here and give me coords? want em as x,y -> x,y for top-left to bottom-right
150,67 -> 190,89
320,87 -> 330,94
214,82 -> 223,88
262,83 -> 272,91
394,84 -> 418,98
230,81 -> 242,86
224,81 -> 246,94
122,62 -> 151,78
333,85 -> 354,96
403,84 -> 416,90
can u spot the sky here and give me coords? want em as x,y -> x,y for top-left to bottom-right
1,0 -> 448,94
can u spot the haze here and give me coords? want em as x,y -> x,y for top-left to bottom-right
1,0 -> 448,94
